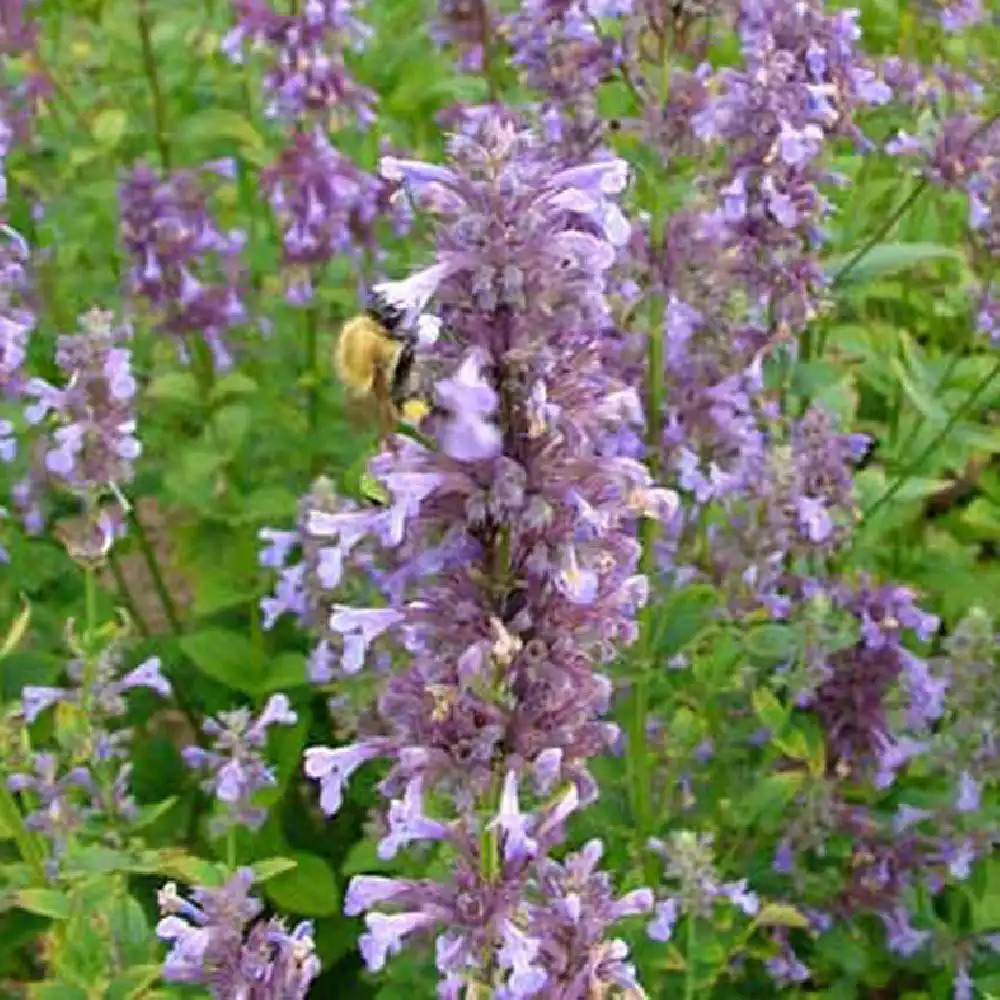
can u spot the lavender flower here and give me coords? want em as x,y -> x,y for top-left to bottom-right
290,116 -> 676,990
223,0 -> 374,126
806,579 -> 939,782
12,639 -> 170,862
21,308 -> 140,497
157,870 -> 319,997
183,694 -> 298,831
119,162 -> 246,371
0,222 -> 33,405
692,0 -> 891,328
261,128 -> 404,304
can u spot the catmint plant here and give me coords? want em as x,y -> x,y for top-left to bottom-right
264,114 -> 679,993
119,162 -> 247,373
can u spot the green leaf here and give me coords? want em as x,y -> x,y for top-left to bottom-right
0,598 -> 31,661
751,687 -> 787,732
106,965 -> 162,1000
740,771 -> 804,825
255,652 -> 307,695
650,585 -> 718,659
264,852 -> 340,917
342,838 -> 398,877
826,242 -> 963,288
180,628 -> 257,694
107,894 -> 152,967
889,357 -> 946,424
15,889 -> 71,920
210,403 -> 253,457
754,902 -> 812,929
146,372 -> 202,407
252,857 -> 299,883
177,109 -> 266,152
210,371 -> 259,403
90,108 -> 128,148
744,623 -> 796,663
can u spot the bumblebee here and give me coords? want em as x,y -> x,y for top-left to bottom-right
334,291 -> 431,435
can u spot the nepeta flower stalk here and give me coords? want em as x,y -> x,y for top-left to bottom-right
691,0 -> 891,329
223,0 -> 375,126
119,162 -> 247,372
261,127 -> 406,304
13,636 -> 170,866
22,308 -> 140,498
157,869 -> 319,997
182,693 -> 298,832
0,221 -> 33,419
274,116 -> 676,991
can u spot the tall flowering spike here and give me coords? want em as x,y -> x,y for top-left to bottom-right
11,636 -> 171,864
182,694 -> 298,832
507,1 -> 624,158
692,0 -> 891,328
295,115 -> 675,991
21,308 -> 140,503
223,0 -> 375,126
261,128 -> 406,304
431,0 -> 493,72
804,579 -> 940,785
119,162 -> 246,371
157,870 -> 319,997
0,223 -> 34,406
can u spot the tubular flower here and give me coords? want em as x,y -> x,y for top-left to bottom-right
287,116 -> 676,990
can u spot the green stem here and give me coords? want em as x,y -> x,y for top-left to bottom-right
685,916 -> 697,1000
305,299 -> 322,476
859,357 -> 1000,528
137,0 -> 172,170
0,785 -> 46,884
629,215 -> 666,875
84,567 -> 98,644
478,0 -> 499,103
227,826 -> 237,870
107,551 -> 152,638
127,506 -> 183,634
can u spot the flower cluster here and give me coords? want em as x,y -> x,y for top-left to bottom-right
157,869 -> 319,998
12,641 -> 170,864
0,222 -> 34,412
692,0 -> 891,328
182,693 -> 298,831
260,127 -> 405,304
260,116 -> 683,991
20,308 -> 140,501
119,162 -> 247,371
223,0 -> 374,127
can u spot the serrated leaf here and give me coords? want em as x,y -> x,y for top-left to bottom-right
264,852 -> 339,917
827,242 -> 963,289
252,856 -> 299,883
14,889 -> 70,920
91,108 -> 128,148
754,902 -> 812,929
